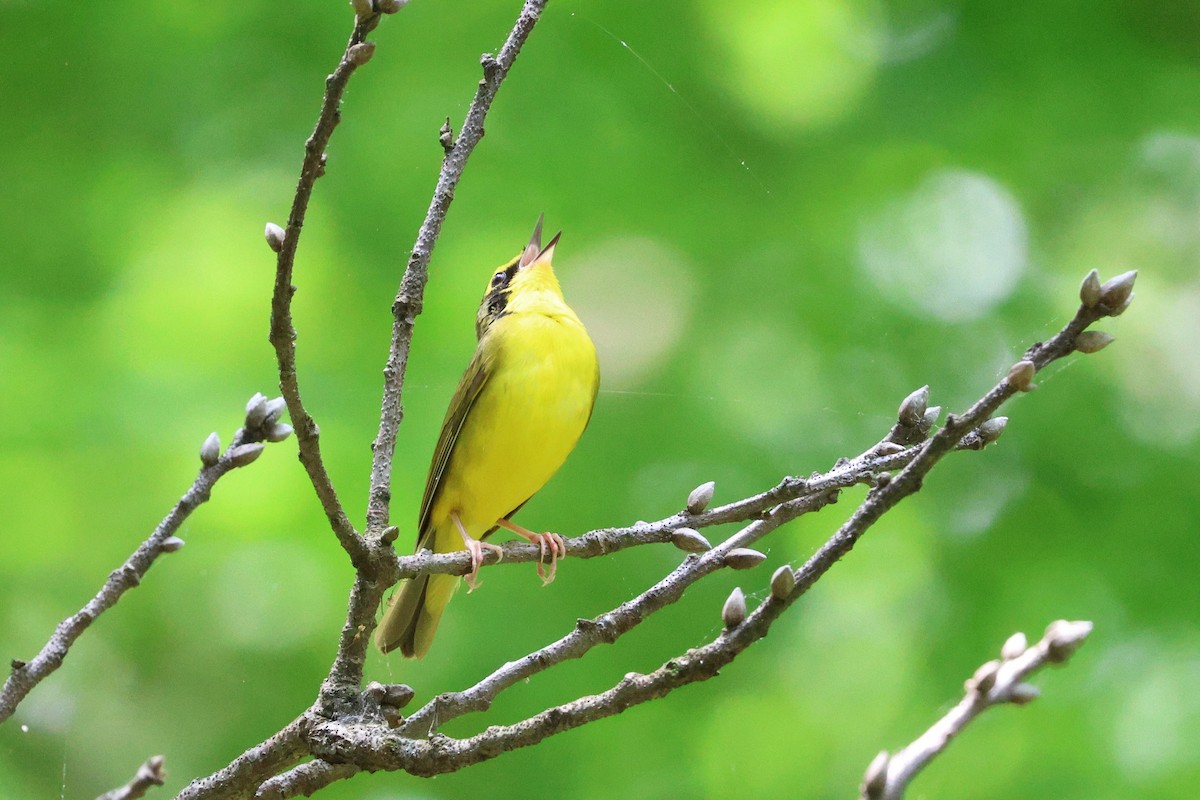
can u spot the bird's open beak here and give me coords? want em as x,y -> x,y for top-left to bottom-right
519,214 -> 560,269
519,214 -> 544,268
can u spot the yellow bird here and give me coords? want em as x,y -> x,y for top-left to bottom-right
375,217 -> 600,658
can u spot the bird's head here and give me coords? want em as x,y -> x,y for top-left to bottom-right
475,214 -> 567,337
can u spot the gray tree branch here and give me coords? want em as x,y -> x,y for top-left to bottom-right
266,7 -> 393,570
0,406 -> 287,726
96,755 -> 167,800
859,620 -> 1094,800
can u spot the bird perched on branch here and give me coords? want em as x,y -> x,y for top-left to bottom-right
375,216 -> 600,658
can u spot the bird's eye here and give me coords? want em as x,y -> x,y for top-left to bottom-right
490,271 -> 507,288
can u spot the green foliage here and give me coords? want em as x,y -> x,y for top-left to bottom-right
1,1 -> 1197,797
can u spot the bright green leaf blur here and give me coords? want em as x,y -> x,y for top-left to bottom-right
1,1 -> 1197,798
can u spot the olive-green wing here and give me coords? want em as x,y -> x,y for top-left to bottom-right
416,347 -> 491,540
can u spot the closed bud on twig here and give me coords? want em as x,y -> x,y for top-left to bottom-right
1045,619 -> 1093,663
923,405 -> 942,427
350,0 -> 373,17
1007,360 -> 1036,392
968,659 -> 1001,694
229,443 -> 266,468
439,118 -> 456,152
381,526 -> 400,545
672,527 -> 711,553
874,471 -> 892,488
265,423 -> 293,443
263,397 -> 288,425
264,223 -> 285,253
686,481 -> 716,514
160,536 -> 186,553
722,587 -> 746,628
347,41 -> 376,65
1110,292 -> 1134,316
200,432 -> 221,467
770,564 -> 795,600
1001,631 -> 1028,660
898,385 -> 929,426
977,416 -> 1008,445
1008,683 -> 1041,705
379,683 -> 415,708
1080,269 -> 1102,308
725,548 -> 766,570
1099,270 -> 1137,313
862,751 -> 890,799
1075,330 -> 1115,354
382,706 -> 404,728
245,393 -> 269,427
376,0 -> 407,13
876,442 -> 906,456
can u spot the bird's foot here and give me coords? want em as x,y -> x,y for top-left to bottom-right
496,519 -> 566,585
453,512 -> 504,592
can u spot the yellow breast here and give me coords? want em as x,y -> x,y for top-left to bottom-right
430,301 -> 599,541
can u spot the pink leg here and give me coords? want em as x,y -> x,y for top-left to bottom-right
453,512 -> 504,592
496,518 -> 566,585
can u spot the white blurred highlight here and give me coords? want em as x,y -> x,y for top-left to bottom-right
565,237 -> 696,387
858,169 -> 1028,321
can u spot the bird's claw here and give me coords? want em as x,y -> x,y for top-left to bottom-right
463,538 -> 505,593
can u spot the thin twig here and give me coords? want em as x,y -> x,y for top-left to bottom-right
174,716 -> 309,800
366,0 -> 551,531
383,430 -> 1005,582
0,427 -> 258,725
95,755 -> 167,800
256,761 -> 358,800
267,12 -> 384,568
860,621 -> 1094,800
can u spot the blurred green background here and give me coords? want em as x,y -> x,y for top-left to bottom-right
2,0 -> 1198,797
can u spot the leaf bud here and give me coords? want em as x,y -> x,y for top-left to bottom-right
376,0 -> 407,13
725,548 -> 767,570
977,416 -> 1009,445
671,528 -> 711,553
1075,330 -> 1115,354
347,41 -> 376,66
1045,619 -> 1092,663
1099,270 -> 1137,313
686,481 -> 716,514
263,397 -> 288,425
923,405 -> 942,428
379,683 -> 414,708
1079,269 -> 1102,308
721,587 -> 746,628
265,423 -> 294,443
967,659 -> 1001,694
1001,631 -> 1027,661
229,443 -> 266,468
245,393 -> 269,428
1007,360 -> 1036,392
200,432 -> 221,467
898,385 -> 929,426
769,565 -> 795,600
264,223 -> 285,253
1008,683 -> 1041,705
862,751 -> 889,799
160,536 -> 186,553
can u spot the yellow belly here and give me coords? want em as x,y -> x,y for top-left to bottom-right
429,310 -> 598,546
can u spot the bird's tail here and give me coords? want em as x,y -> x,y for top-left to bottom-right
376,525 -> 461,658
